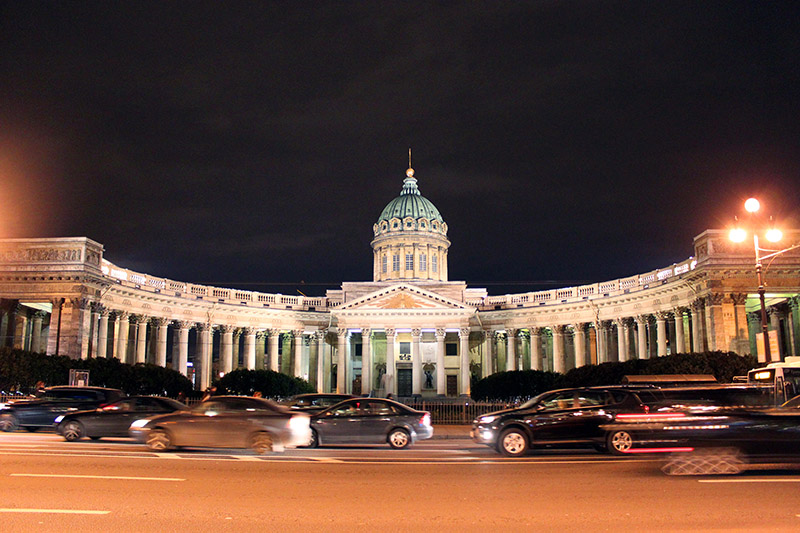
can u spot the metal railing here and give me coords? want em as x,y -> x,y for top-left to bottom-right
401,400 -> 518,425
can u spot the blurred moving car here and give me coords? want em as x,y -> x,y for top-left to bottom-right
282,393 -> 357,414
0,386 -> 125,432
129,395 -> 311,454
603,394 -> 800,474
471,387 -> 655,457
309,398 -> 433,449
55,396 -> 188,441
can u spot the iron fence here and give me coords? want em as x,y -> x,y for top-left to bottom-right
401,400 -> 517,425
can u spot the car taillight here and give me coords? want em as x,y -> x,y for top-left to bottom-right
420,413 -> 431,426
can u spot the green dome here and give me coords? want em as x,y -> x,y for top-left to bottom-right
377,174 -> 444,224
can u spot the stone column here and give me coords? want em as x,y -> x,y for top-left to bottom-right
361,328 -> 372,396
459,327 -> 471,395
411,328 -> 422,395
791,297 -> 800,358
552,325 -> 566,373
255,331 -> 266,370
505,328 -> 517,372
435,328 -> 447,395
96,309 -> 109,358
175,320 -> 191,376
153,318 -> 169,367
132,315 -> 149,364
633,315 -> 646,359
30,311 -> 45,354
232,329 -> 241,370
595,321 -> 608,363
385,328 -> 396,396
730,294 -> 750,355
90,306 -> 101,358
268,329 -> 280,372
483,330 -> 496,376
691,300 -> 704,353
292,329 -> 304,378
673,308 -> 685,354
220,325 -> 235,374
243,327 -> 256,370
768,308 -> 782,361
704,293 -> 725,352
76,298 -> 92,360
530,327 -> 542,371
573,323 -> 587,367
116,312 -> 130,363
336,328 -> 347,394
196,323 -> 212,391
655,312 -> 668,357
616,319 -> 627,362
316,330 -> 327,392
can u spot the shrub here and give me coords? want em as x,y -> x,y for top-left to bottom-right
214,368 -> 314,398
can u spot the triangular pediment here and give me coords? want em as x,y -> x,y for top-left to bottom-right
338,284 -> 470,311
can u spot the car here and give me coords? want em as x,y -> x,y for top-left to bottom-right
282,393 -> 358,414
309,397 -> 433,449
55,396 -> 188,441
471,386 -> 657,457
129,395 -> 311,454
0,386 -> 125,432
603,400 -> 800,475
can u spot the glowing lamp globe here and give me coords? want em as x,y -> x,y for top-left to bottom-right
744,198 -> 760,213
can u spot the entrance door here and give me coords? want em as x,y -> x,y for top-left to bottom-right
352,376 -> 362,396
446,375 -> 458,396
397,369 -> 412,397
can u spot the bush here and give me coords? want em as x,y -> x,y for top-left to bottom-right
214,369 -> 314,398
0,347 -> 193,396
471,351 -> 759,401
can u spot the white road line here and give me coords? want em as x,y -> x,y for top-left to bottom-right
0,508 -> 110,515
10,473 -> 185,481
699,478 -> 800,483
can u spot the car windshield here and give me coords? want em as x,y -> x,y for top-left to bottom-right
519,391 -> 552,409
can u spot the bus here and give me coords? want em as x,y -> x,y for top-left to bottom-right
747,357 -> 800,405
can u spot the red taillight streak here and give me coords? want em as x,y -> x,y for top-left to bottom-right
623,447 -> 694,454
616,413 -> 686,420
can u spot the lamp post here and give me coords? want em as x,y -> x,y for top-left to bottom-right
730,198 -> 799,362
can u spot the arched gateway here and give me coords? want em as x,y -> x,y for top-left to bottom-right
1,165 -> 800,395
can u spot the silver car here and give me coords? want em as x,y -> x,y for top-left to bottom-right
309,398 -> 433,449
129,396 -> 311,454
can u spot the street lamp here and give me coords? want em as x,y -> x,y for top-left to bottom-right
729,198 -> 798,362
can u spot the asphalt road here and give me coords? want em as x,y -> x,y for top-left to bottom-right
1,433 -> 799,532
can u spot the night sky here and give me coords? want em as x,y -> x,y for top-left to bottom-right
2,1 -> 799,297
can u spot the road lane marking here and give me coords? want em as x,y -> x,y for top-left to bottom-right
0,508 -> 110,515
10,473 -> 185,481
698,478 -> 800,483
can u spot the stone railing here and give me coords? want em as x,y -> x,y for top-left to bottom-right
99,255 -> 699,312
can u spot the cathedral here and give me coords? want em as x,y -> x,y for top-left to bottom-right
1,164 -> 799,396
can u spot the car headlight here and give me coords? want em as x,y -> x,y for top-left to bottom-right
477,415 -> 498,424
288,415 -> 310,432
54,415 -> 65,424
130,419 -> 151,429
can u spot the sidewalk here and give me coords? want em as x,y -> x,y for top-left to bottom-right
431,425 -> 471,439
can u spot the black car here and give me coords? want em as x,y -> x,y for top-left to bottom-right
0,386 -> 125,432
282,393 -> 357,414
604,399 -> 800,475
471,387 -> 654,457
310,398 -> 433,449
55,396 -> 188,441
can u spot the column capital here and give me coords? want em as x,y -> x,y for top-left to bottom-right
705,293 -> 724,306
337,327 -> 348,337
196,322 -> 212,333
130,314 -> 149,325
505,327 -> 518,338
360,327 -> 372,338
691,298 -> 705,312
411,328 -> 422,338
529,327 -> 544,336
151,317 -> 170,328
385,328 -> 396,338
553,324 -> 566,334
173,320 -> 193,330
242,327 -> 256,336
220,324 -> 236,334
730,292 -> 748,306
435,328 -> 446,340
459,327 -> 471,338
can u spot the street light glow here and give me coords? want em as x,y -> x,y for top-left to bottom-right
729,227 -> 747,243
766,228 -> 782,243
744,198 -> 760,213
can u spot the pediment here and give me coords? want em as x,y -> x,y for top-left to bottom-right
338,284 -> 470,311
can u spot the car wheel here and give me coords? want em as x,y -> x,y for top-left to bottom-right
308,428 -> 319,449
662,448 -> 744,476
606,430 -> 633,455
0,413 -> 19,432
146,428 -> 172,451
498,428 -> 529,457
387,428 -> 410,449
250,432 -> 274,454
62,421 -> 84,442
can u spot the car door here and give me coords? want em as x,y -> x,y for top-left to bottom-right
530,391 -> 585,443
314,401 -> 362,444
92,398 -> 138,436
358,400 -> 398,443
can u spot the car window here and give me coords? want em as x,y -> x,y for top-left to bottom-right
362,401 -> 398,415
539,391 -> 577,411
330,402 -> 359,417
104,399 -> 135,411
576,391 -> 608,407
133,397 -> 162,410
44,389 -> 99,401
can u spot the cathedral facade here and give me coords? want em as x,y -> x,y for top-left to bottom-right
2,166 -> 800,395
